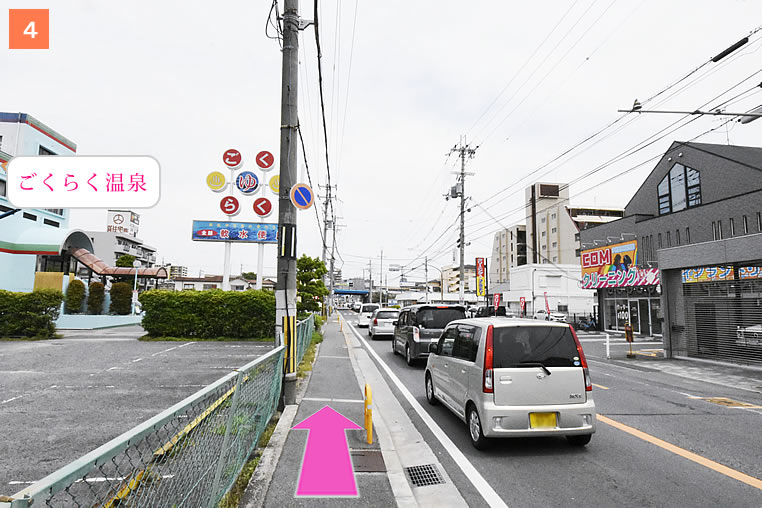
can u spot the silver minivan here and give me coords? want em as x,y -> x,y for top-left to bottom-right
424,317 -> 596,449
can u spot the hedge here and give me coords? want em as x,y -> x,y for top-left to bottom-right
0,289 -> 63,338
139,289 -> 276,339
88,282 -> 105,315
110,282 -> 132,315
65,279 -> 86,314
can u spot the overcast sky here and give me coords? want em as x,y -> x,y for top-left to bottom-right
4,0 -> 762,285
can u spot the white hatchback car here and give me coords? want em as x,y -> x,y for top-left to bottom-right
357,303 -> 380,328
425,317 -> 595,449
369,308 -> 399,338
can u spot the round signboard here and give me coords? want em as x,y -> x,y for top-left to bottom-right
256,150 -> 275,170
219,195 -> 240,216
253,197 -> 273,217
290,183 -> 314,210
269,174 -> 280,194
223,149 -> 243,170
236,171 -> 260,195
206,171 -> 227,192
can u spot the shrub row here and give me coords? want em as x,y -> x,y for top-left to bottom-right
139,289 -> 276,339
0,289 -> 63,338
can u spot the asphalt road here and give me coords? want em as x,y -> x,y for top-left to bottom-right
0,326 -> 273,494
340,310 -> 762,507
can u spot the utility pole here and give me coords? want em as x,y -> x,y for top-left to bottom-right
328,217 -> 337,312
449,137 -> 477,306
425,256 -> 429,303
368,259 -> 373,304
531,183 -> 538,264
276,0 -> 300,399
380,249 -> 383,306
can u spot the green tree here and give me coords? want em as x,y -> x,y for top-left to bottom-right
87,281 -> 105,315
296,255 -> 328,314
65,279 -> 86,314
110,282 -> 132,315
242,271 -> 257,280
115,254 -> 136,267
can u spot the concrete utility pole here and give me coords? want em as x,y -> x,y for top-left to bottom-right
450,137 -> 477,306
328,218 -> 337,312
276,0 -> 300,387
380,249 -> 383,306
425,256 -> 429,304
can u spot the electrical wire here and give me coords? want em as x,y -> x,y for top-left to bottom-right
313,0 -> 335,216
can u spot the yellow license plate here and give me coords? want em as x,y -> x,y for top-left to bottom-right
529,412 -> 557,429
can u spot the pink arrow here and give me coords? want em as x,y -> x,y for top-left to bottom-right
292,406 -> 362,497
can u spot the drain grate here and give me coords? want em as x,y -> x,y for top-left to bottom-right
405,464 -> 445,487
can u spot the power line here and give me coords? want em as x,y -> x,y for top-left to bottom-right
313,0 -> 335,216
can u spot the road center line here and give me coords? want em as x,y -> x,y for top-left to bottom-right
344,315 -> 508,508
598,414 -> 762,491
593,383 -> 610,390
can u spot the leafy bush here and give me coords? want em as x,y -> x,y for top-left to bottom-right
88,282 -> 105,315
0,289 -> 63,338
65,279 -> 86,314
110,282 -> 133,315
139,289 -> 276,339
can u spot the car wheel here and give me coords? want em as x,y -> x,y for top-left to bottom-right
467,405 -> 488,450
425,374 -> 439,406
405,344 -> 415,366
369,328 -> 373,337
566,434 -> 592,447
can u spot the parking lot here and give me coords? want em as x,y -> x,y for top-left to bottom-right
0,326 -> 274,492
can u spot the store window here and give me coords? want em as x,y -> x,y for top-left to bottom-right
658,163 -> 701,215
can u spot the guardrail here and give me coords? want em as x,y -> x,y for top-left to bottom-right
2,345 -> 285,508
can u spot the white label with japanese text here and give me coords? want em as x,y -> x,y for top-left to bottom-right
6,156 -> 160,208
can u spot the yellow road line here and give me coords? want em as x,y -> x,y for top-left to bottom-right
598,414 -> 762,491
593,383 -> 609,390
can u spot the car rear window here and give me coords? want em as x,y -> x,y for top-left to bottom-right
492,326 -> 579,368
362,304 -> 379,313
376,311 -> 398,319
415,307 -> 466,329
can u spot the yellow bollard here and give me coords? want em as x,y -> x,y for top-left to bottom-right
364,384 -> 373,444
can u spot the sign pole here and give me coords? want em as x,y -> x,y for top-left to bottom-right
222,240 -> 232,291
256,241 -> 264,290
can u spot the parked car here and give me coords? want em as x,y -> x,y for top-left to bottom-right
392,304 -> 466,365
357,303 -> 380,327
369,308 -> 400,339
533,309 -> 567,322
425,318 -> 595,450
352,302 -> 362,312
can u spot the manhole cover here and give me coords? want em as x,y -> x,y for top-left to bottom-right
405,464 -> 445,487
351,450 -> 386,472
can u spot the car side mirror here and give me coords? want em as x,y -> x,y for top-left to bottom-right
392,320 -> 398,326
429,343 -> 438,354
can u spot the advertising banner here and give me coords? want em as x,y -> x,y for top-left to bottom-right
475,257 -> 486,297
192,220 -> 278,243
681,266 -> 734,283
581,267 -> 660,289
493,293 -> 501,308
739,266 -> 762,280
519,297 -> 526,316
580,240 -> 656,289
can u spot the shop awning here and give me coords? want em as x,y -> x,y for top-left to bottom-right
0,228 -> 93,255
70,247 -> 168,278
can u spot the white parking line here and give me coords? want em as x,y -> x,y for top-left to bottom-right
345,318 -> 509,508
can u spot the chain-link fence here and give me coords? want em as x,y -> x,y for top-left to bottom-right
295,313 -> 315,366
2,346 -> 285,508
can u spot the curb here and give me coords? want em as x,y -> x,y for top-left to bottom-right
241,344 -> 319,508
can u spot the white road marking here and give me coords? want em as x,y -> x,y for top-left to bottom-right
302,397 -> 365,403
319,355 -> 350,359
132,358 -> 143,363
345,319 -> 509,508
107,367 -> 122,371
1,395 -> 23,404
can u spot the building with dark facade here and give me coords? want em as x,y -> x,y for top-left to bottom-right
579,141 -> 762,367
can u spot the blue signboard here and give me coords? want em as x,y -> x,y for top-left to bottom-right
236,171 -> 260,194
192,220 -> 278,243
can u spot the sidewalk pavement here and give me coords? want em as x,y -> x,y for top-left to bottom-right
243,313 -> 465,507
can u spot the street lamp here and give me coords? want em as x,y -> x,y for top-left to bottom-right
132,260 -> 141,315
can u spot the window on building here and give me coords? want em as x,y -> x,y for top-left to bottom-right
743,215 -> 749,234
758,212 -> 762,232
552,241 -> 557,248
541,231 -> 546,237
541,217 -> 546,223
658,163 -> 701,215
551,227 -> 557,233
718,220 -> 723,240
658,233 -> 662,248
542,259 -> 548,264
38,146 -> 55,156
712,222 -> 717,240
686,228 -> 690,244
666,231 -> 671,247
675,229 -> 680,246
183,284 -> 194,290
203,284 -> 218,290
0,178 -> 6,197
45,209 -> 64,216
552,256 -> 557,262
551,213 -> 556,219
730,218 -> 735,236
542,245 -> 546,250
0,135 -> 3,151
23,212 -> 36,221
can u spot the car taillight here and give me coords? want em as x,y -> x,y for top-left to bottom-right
373,318 -> 378,325
570,325 -> 592,392
483,325 -> 494,393
413,327 -> 420,341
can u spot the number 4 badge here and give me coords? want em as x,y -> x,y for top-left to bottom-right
9,9 -> 49,50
